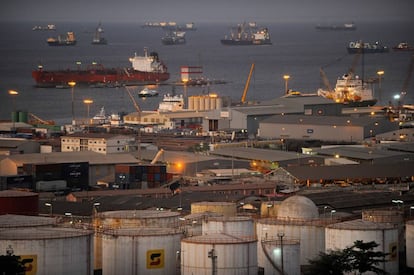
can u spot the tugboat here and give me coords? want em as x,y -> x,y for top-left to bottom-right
32,48 -> 170,87
221,22 -> 271,45
47,31 -> 77,46
91,23 -> 107,45
347,41 -> 389,54
138,87 -> 159,97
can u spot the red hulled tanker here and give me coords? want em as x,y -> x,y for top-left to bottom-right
32,48 -> 170,87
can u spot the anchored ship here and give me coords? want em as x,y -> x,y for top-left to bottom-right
92,23 -> 107,45
161,31 -> 186,45
221,22 -> 271,45
316,22 -> 356,31
47,31 -> 77,46
347,41 -> 389,54
32,48 -> 169,87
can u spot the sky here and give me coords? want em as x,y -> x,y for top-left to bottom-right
1,0 -> 413,24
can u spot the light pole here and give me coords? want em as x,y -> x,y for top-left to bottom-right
410,206 -> 414,217
8,90 -> 19,132
377,70 -> 384,103
68,81 -> 76,125
83,99 -> 93,131
283,74 -> 290,94
330,209 -> 336,220
277,232 -> 285,274
45,202 -> 52,217
93,202 -> 100,217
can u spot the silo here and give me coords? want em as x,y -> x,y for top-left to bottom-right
188,96 -> 194,110
94,210 -> 181,271
191,201 -> 237,218
181,233 -> 257,275
202,216 -> 255,237
257,195 -> 325,267
102,227 -> 182,275
215,97 -> 222,109
326,219 -> 399,275
259,237 -> 300,275
0,190 -> 39,215
407,220 -> 414,268
180,212 -> 223,237
0,226 -> 93,275
199,96 -> 205,110
204,96 -> 210,110
18,111 -> 28,123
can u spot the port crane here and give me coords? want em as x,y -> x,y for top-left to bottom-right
240,63 -> 255,104
125,86 -> 142,159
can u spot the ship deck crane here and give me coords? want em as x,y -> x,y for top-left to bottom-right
240,63 -> 255,104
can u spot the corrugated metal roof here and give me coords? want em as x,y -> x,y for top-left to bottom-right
6,151 -> 139,165
61,133 -> 132,139
315,145 -> 410,160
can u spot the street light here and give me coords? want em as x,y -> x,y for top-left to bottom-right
283,74 -> 290,94
410,206 -> 414,217
68,81 -> 76,125
377,70 -> 384,103
392,199 -> 403,209
83,99 -> 93,120
277,232 -> 285,274
45,202 -> 52,217
8,90 -> 19,132
330,209 -> 336,220
93,202 -> 100,216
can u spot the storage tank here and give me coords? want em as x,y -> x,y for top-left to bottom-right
102,227 -> 182,275
188,96 -> 194,110
259,237 -> 300,275
0,227 -> 93,275
257,195 -> 325,266
204,96 -> 210,110
181,233 -> 257,275
0,190 -> 39,215
201,216 -> 255,237
191,201 -> 237,218
326,219 -> 399,275
0,214 -> 57,228
407,220 -> 414,268
260,201 -> 281,218
94,210 -> 181,271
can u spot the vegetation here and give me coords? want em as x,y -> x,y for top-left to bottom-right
305,240 -> 389,275
0,255 -> 26,275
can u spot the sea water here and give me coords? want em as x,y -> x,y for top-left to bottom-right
0,20 -> 413,124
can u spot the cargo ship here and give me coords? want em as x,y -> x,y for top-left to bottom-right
347,41 -> 389,54
161,31 -> 186,45
91,23 -> 107,45
315,22 -> 356,31
32,48 -> 170,87
221,22 -> 271,45
47,31 -> 77,46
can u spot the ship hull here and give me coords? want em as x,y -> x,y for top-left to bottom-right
347,47 -> 389,54
220,39 -> 271,46
32,69 -> 169,87
47,41 -> 77,46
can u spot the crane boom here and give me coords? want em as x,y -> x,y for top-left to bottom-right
241,63 -> 255,104
150,148 -> 164,164
125,86 -> 141,113
319,67 -> 333,92
125,86 -> 142,160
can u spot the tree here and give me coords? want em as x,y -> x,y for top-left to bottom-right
0,255 -> 26,275
305,240 -> 389,275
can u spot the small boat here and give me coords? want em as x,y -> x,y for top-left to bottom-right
221,22 -> 271,46
347,41 -> 389,54
138,88 -> 159,97
92,23 -> 107,45
392,42 -> 414,52
315,22 -> 356,31
162,31 -> 186,45
47,31 -> 76,46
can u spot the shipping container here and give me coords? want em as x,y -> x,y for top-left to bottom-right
35,180 -> 67,192
0,175 -> 34,190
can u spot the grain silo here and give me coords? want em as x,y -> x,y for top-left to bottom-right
256,195 -> 325,271
406,220 -> 414,269
181,233 -> 257,275
326,219 -> 399,275
94,210 -> 181,271
0,226 -> 94,275
191,201 -> 237,218
0,190 -> 39,215
102,227 -> 182,275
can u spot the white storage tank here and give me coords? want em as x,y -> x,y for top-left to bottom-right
202,216 -> 255,237
0,214 -> 57,228
102,227 -> 182,275
407,220 -> 414,268
191,201 -> 237,218
326,219 -> 399,275
257,195 -> 325,266
94,210 -> 181,271
0,227 -> 93,275
259,237 -> 300,275
181,233 -> 257,275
